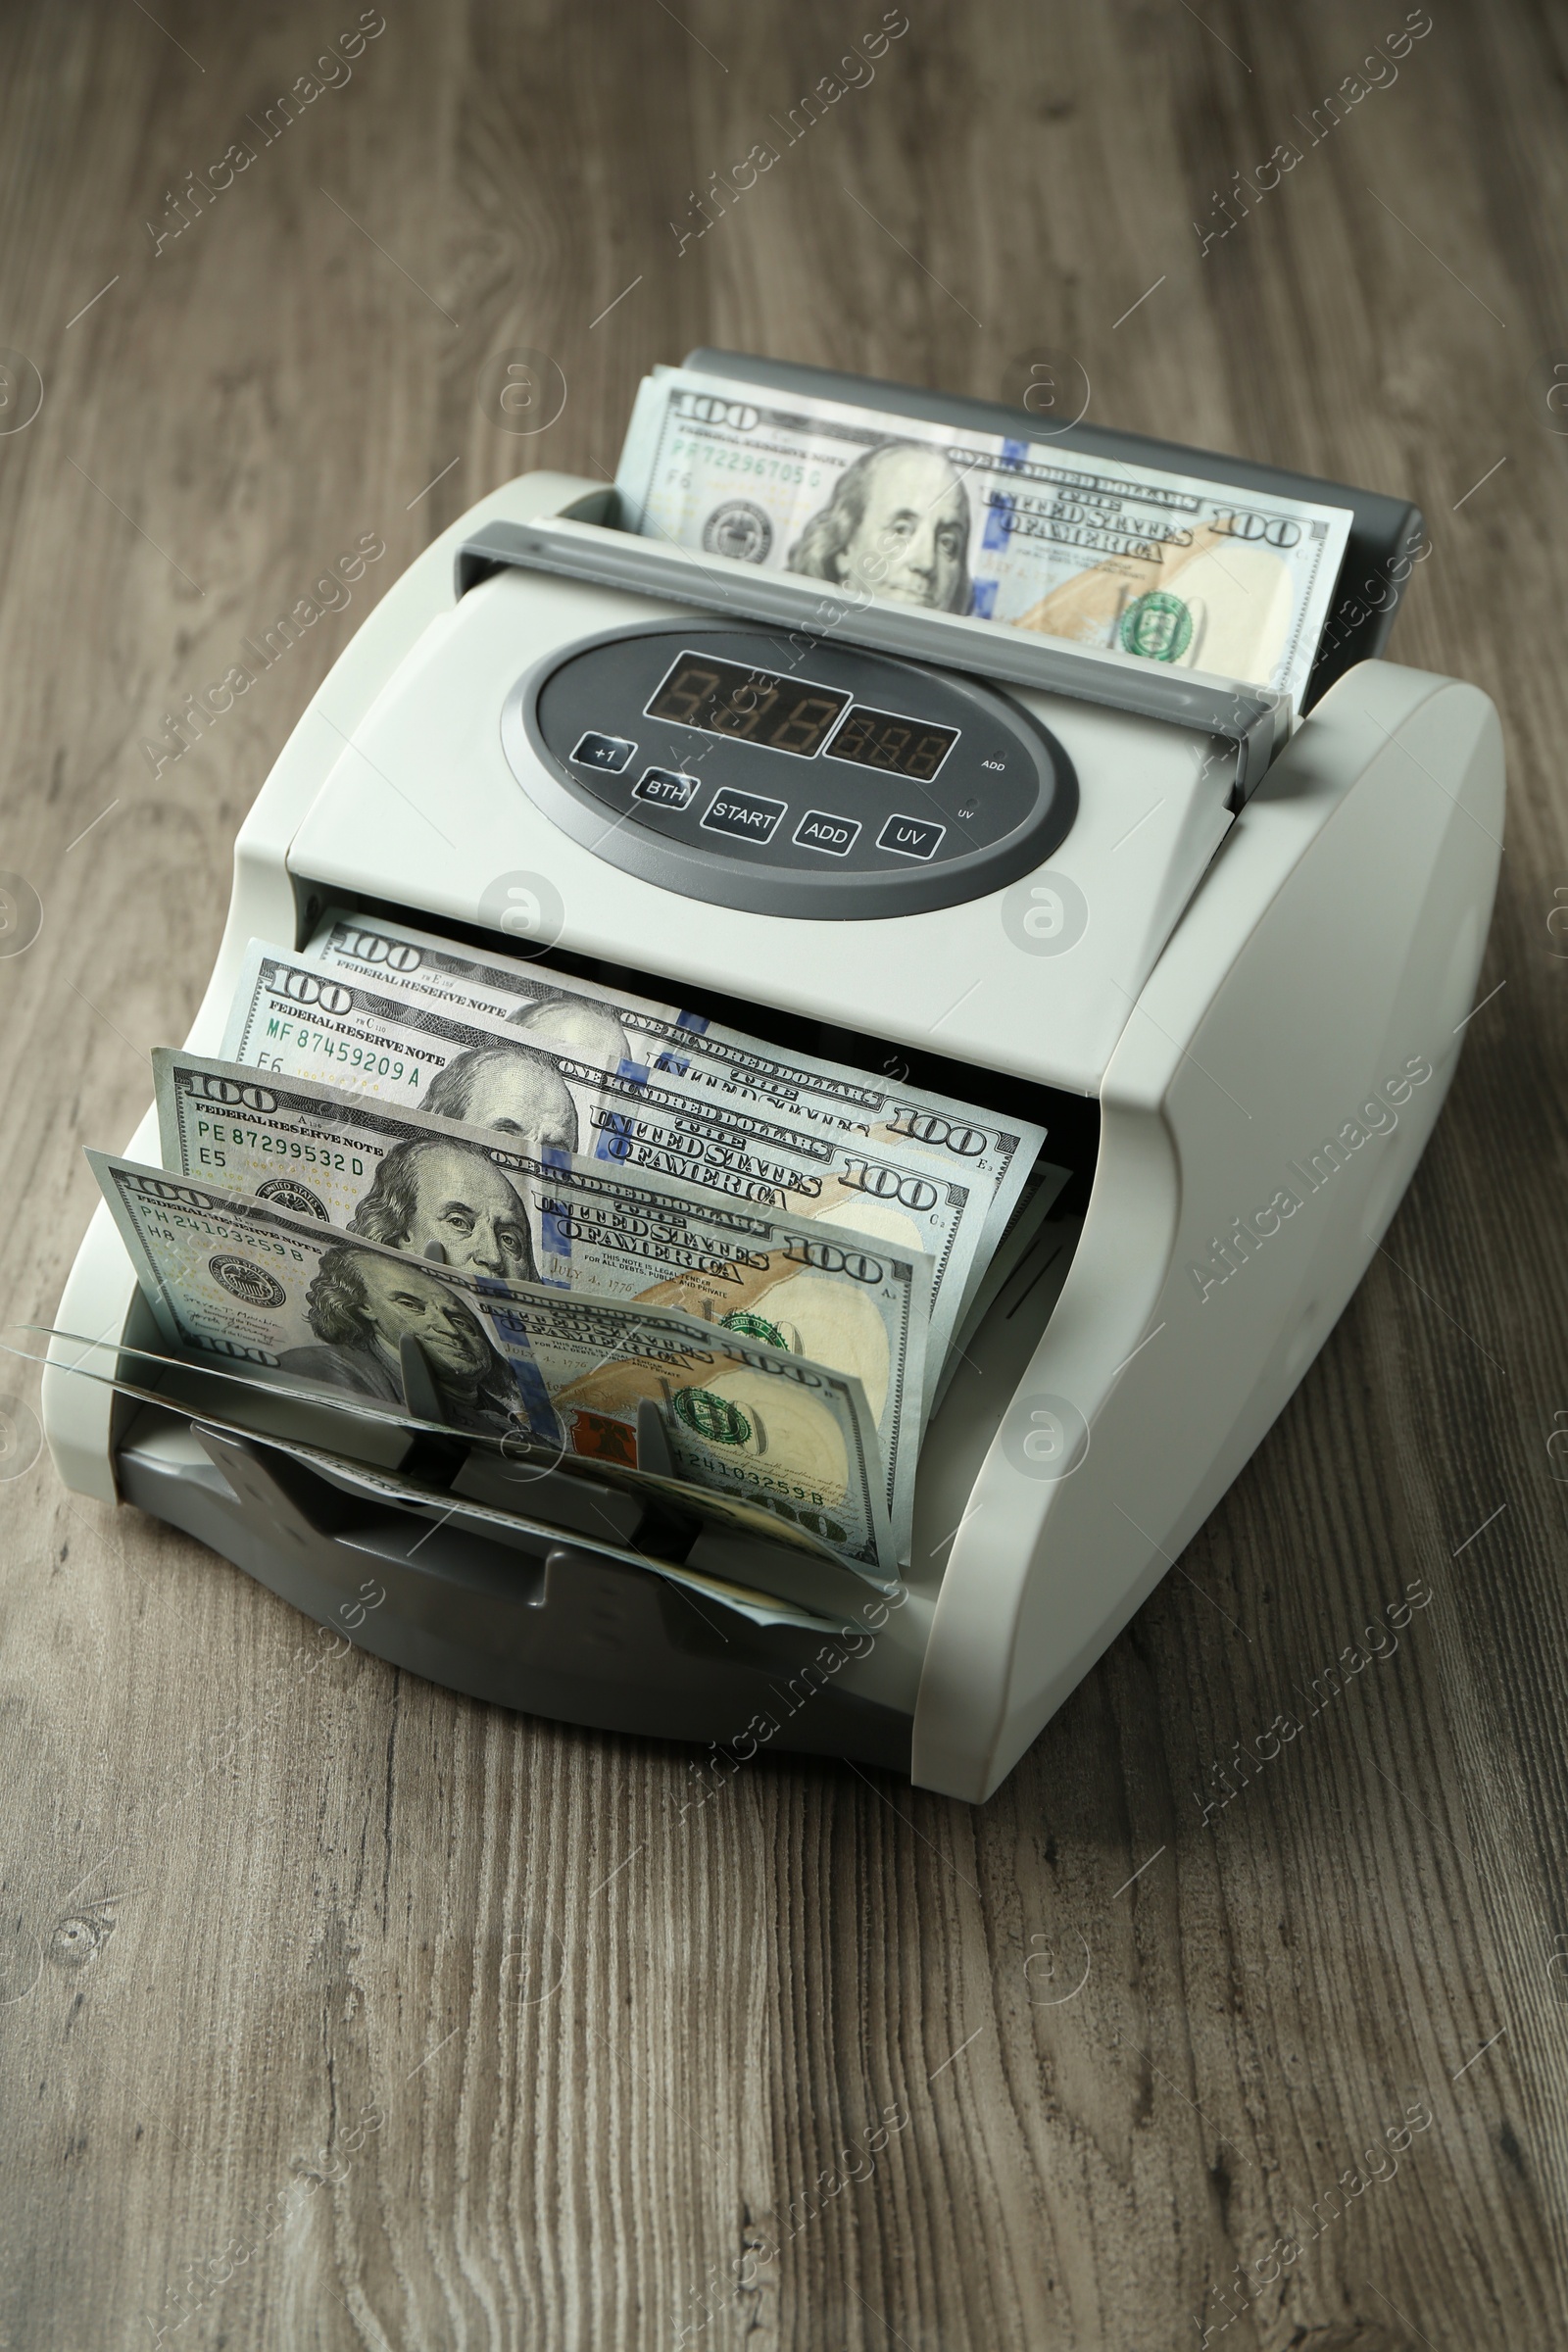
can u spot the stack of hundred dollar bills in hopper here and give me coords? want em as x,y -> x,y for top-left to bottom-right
76,362 -> 1351,1628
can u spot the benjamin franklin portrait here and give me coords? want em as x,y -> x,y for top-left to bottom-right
347,1137 -> 536,1286
419,1041 -> 577,1156
506,991 -> 632,1076
277,1243 -> 522,1434
788,440 -> 972,612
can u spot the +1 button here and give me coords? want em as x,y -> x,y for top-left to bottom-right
570,730 -> 636,774
877,812 -> 946,861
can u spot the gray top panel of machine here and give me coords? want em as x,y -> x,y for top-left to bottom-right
506,616 -> 1079,920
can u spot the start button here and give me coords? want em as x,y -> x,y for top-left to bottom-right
700,788 -> 786,845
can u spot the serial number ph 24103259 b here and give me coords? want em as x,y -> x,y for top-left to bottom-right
257,1015 -> 428,1090
144,1205 -> 310,1264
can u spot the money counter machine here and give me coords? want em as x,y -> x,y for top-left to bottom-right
42,354 -> 1502,1802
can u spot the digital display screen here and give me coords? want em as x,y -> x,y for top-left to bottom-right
645,653 -> 852,760
825,705 -> 959,782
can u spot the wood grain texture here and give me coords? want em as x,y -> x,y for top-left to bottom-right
1,2 -> 1566,2345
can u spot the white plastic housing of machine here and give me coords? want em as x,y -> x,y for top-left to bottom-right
42,361 -> 1503,1801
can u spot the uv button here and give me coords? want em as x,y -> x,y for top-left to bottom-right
877,812 -> 945,860
794,808 -> 861,857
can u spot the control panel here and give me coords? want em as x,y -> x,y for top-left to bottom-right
504,620 -> 1076,919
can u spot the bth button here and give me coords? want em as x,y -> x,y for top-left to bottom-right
794,808 -> 861,858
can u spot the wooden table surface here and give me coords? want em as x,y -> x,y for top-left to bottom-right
3,3 -> 1566,2345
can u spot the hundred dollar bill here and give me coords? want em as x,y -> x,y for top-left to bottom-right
614,365 -> 1353,709
304,906 -> 1046,1312
220,940 -> 994,1381
153,1048 -> 927,1557
87,1152 -> 897,1582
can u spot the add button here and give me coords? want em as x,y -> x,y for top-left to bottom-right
794,808 -> 861,858
877,812 -> 946,861
701,788 -> 786,846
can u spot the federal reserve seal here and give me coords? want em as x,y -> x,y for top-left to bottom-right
702,500 -> 772,563
255,1176 -> 328,1220
718,1308 -> 788,1350
672,1387 -> 753,1447
1119,590 -> 1194,663
209,1254 -> 287,1308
